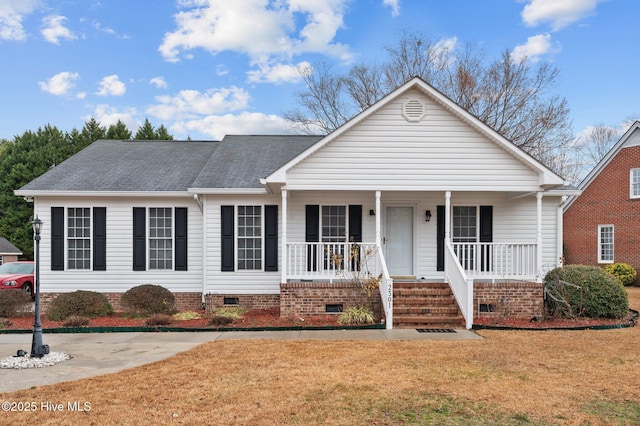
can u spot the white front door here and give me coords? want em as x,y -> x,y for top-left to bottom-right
384,206 -> 414,277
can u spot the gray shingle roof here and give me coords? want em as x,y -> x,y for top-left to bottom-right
18,135 -> 322,193
191,135 -> 322,188
0,237 -> 22,255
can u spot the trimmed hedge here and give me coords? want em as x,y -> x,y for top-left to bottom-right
545,265 -> 629,319
0,289 -> 33,317
605,263 -> 637,286
47,290 -> 114,321
121,284 -> 176,315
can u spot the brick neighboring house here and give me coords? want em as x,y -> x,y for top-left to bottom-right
0,237 -> 23,265
563,121 -> 640,284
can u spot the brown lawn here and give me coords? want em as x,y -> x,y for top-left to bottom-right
1,288 -> 639,425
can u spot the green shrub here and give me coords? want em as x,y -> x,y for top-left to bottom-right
544,265 -> 629,319
47,291 -> 114,321
62,315 -> 90,327
0,289 -> 33,317
121,284 -> 176,315
208,315 -> 234,326
605,263 -> 637,286
144,314 -> 173,326
212,306 -> 247,319
337,306 -> 375,325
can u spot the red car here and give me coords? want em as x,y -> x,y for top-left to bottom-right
0,261 -> 34,298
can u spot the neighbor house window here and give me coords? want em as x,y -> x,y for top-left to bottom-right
598,225 -> 614,263
237,205 -> 262,270
149,207 -> 173,270
631,169 -> 640,198
67,207 -> 91,270
0,255 -> 3,265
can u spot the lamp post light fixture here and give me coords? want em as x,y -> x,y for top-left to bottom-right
30,215 -> 49,358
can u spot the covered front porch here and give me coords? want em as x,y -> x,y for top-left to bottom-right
279,190 -> 551,329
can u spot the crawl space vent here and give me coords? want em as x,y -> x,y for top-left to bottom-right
402,99 -> 426,122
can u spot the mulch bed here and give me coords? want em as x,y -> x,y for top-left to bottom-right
0,307 -> 344,331
473,310 -> 638,330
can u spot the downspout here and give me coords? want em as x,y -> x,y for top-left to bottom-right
194,194 -> 207,308
557,195 -> 568,268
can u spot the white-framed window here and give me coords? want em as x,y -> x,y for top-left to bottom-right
237,205 -> 262,270
598,225 -> 614,263
321,205 -> 347,242
149,207 -> 173,270
67,207 -> 91,270
0,255 -> 3,265
452,206 -> 477,243
631,168 -> 640,198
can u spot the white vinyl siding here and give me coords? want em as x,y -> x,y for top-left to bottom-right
35,197 -> 202,293
631,168 -> 640,198
67,207 -> 91,270
286,88 -> 542,192
598,225 -> 614,263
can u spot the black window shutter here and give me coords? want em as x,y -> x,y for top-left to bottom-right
348,205 -> 362,242
93,207 -> 107,271
175,207 -> 188,271
305,205 -> 319,271
51,207 -> 64,271
436,205 -> 445,272
221,206 -> 234,272
264,205 -> 278,272
479,206 -> 493,242
479,206 -> 493,272
133,207 -> 146,271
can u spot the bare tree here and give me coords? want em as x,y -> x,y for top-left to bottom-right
286,31 -> 573,176
575,124 -> 619,172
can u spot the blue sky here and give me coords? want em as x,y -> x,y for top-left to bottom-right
1,0 -> 638,141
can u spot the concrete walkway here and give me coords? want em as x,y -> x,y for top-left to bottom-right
0,328 -> 481,393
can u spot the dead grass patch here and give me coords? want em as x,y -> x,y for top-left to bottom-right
1,288 -> 639,425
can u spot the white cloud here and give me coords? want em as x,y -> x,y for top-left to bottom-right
0,0 -> 40,41
247,61 -> 310,84
172,112 -> 293,140
96,75 -> 126,96
150,76 -> 168,89
89,104 -> 138,130
512,33 -> 558,62
38,71 -> 79,96
41,15 -> 77,44
146,86 -> 251,121
429,36 -> 457,68
158,0 -> 352,81
521,0 -> 602,31
383,0 -> 400,17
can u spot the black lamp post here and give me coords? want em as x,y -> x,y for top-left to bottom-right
30,216 -> 49,358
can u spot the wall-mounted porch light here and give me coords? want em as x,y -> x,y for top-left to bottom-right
425,210 -> 432,222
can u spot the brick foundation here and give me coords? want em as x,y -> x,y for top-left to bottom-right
474,281 -> 543,319
280,281 -> 382,319
204,293 -> 280,314
39,292 -> 202,313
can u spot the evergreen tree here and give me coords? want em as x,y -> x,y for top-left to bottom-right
155,124 -> 174,140
134,118 -> 157,140
106,120 -> 132,140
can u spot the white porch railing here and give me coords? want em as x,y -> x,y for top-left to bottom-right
451,242 -> 538,280
445,242 -> 474,329
286,242 -> 393,329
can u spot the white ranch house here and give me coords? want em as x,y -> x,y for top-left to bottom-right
16,78 -> 577,329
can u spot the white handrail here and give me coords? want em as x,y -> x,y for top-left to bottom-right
376,248 -> 393,330
451,242 -> 537,279
446,242 -> 474,329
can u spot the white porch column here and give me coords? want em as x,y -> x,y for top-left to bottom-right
536,191 -> 543,283
281,189 -> 288,283
375,190 -> 381,247
445,191 -> 451,244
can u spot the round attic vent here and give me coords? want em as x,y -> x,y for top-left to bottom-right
402,99 -> 425,122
